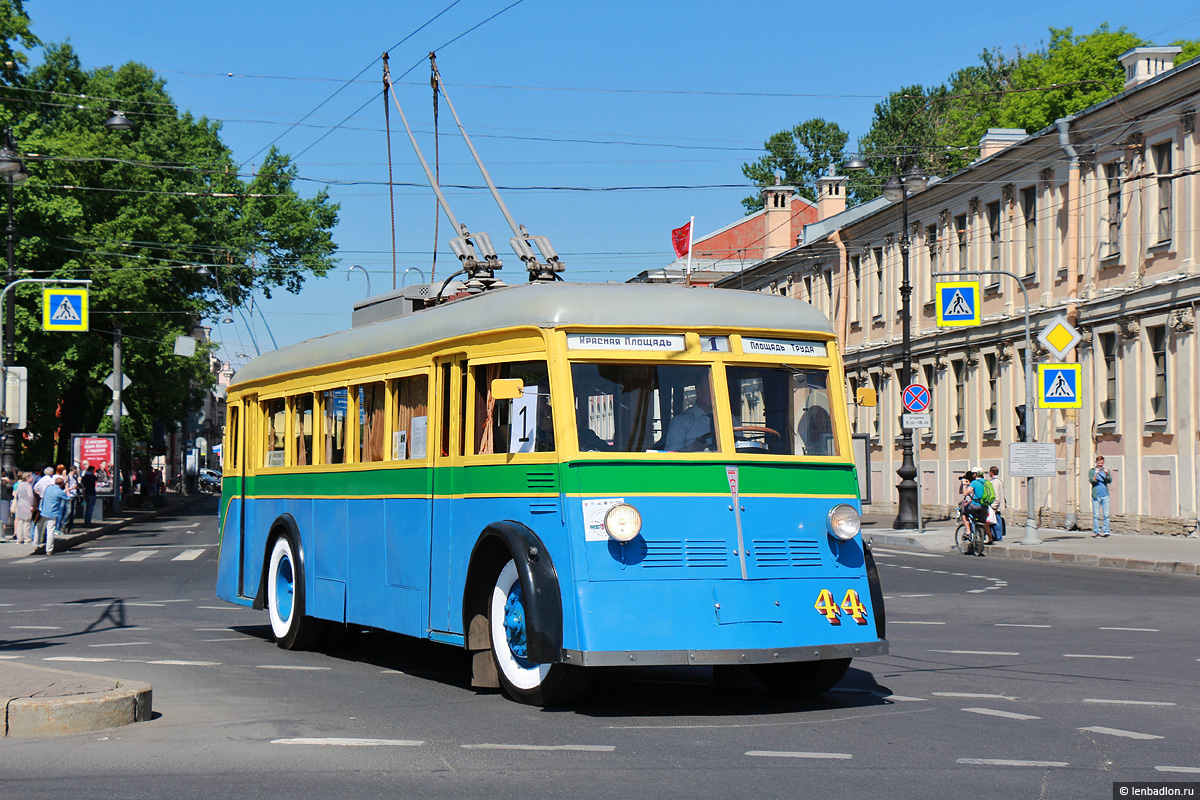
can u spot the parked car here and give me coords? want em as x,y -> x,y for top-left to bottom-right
198,469 -> 222,493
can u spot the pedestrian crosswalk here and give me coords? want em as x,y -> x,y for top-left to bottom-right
12,546 -> 212,565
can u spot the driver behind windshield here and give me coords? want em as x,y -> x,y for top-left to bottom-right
664,381 -> 714,452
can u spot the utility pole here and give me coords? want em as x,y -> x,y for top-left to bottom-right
111,321 -> 122,513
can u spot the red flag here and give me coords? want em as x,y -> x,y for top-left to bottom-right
671,221 -> 692,258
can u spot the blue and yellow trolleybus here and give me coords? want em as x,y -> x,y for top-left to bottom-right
216,281 -> 887,705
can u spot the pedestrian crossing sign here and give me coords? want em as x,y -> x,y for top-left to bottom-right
1037,363 -> 1082,408
935,281 -> 980,327
43,287 -> 89,332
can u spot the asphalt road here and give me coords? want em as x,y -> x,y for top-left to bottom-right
2,501 -> 1197,799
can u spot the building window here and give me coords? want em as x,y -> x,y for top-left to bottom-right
1101,332 -> 1117,424
1153,142 -> 1172,244
850,255 -> 861,324
955,213 -> 968,270
986,200 -> 1001,283
1103,160 -> 1121,259
1021,186 -> 1037,278
985,353 -> 998,430
873,247 -> 884,320
1149,325 -> 1167,421
952,360 -> 966,434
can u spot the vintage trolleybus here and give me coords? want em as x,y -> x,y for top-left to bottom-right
216,281 -> 887,705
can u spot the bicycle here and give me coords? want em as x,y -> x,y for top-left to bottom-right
954,510 -> 986,557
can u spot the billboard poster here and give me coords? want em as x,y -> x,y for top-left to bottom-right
71,433 -> 116,497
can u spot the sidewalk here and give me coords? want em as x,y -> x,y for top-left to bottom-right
862,511 -> 1200,576
2,492 -> 209,737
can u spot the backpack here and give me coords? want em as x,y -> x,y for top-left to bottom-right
979,478 -> 996,507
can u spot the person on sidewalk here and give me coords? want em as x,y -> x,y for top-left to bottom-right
1089,455 -> 1113,537
0,469 -> 13,540
32,466 -> 55,550
13,472 -> 35,544
988,465 -> 1005,541
39,476 -> 69,555
81,465 -> 98,526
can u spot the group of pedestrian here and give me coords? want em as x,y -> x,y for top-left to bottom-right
0,463 -> 100,554
958,465 -> 1006,544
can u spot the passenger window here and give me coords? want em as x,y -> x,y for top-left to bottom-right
263,398 -> 286,467
392,374 -> 429,460
323,388 -> 348,465
294,393 -> 314,466
358,381 -> 386,463
473,361 -> 554,455
227,405 -> 239,471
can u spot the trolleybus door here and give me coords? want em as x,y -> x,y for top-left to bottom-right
429,356 -> 465,634
236,396 -> 254,598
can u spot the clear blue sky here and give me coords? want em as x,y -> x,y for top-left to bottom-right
27,0 -> 1200,366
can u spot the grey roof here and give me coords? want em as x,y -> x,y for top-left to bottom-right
230,281 -> 833,389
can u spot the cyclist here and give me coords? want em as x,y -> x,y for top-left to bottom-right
957,467 -> 994,544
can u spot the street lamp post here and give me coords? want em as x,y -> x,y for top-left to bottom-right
0,128 -> 29,474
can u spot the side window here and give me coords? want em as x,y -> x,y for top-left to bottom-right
294,393 -> 314,466
473,361 -> 553,455
263,398 -> 286,467
358,381 -> 386,463
227,405 -> 239,471
323,388 -> 348,465
392,374 -> 429,460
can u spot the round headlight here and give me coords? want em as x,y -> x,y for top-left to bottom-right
604,503 -> 642,543
827,503 -> 861,541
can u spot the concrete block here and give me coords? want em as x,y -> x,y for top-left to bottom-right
6,681 -> 151,738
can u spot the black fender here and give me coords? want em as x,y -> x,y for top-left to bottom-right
863,540 -> 886,641
252,513 -> 304,611
463,521 -> 563,664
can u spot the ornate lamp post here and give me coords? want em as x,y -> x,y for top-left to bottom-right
0,128 -> 29,473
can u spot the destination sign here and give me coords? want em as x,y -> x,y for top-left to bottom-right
566,333 -> 686,351
741,337 -> 828,357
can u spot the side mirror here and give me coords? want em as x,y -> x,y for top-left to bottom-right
855,387 -> 877,408
491,378 -> 525,400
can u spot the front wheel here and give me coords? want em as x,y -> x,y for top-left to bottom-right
970,521 -> 985,557
752,658 -> 851,697
954,522 -> 973,555
267,534 -> 321,650
488,559 -> 589,706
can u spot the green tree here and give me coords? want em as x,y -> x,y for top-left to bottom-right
740,118 -> 848,213
1,35 -> 339,467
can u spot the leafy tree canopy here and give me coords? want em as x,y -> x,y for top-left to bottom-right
740,118 -> 847,213
0,4 -> 339,466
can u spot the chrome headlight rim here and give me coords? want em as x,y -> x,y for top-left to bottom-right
827,503 -> 862,541
604,503 -> 642,543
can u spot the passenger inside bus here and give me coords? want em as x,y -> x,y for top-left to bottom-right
663,380 -> 715,452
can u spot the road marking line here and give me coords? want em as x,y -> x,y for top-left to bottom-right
870,548 -> 944,558
934,692 -> 1013,700
958,758 -> 1068,767
746,750 -> 852,760
0,654 -> 23,659
196,606 -> 243,611
273,738 -> 424,747
1078,726 -> 1163,740
930,650 -> 1020,656
967,589 -> 988,594
1157,766 -> 1200,774
13,558 -> 46,564
1084,699 -> 1175,706
962,708 -> 1040,720
88,641 -> 152,647
1063,654 -> 1133,660
1099,627 -> 1159,632
148,660 -> 221,666
257,665 -> 331,671
194,628 -> 234,631
202,637 -> 255,642
891,621 -> 945,625
461,744 -> 614,752
172,549 -> 205,562
162,523 -> 202,529
120,550 -> 157,562
81,551 -> 111,558
996,623 -> 1051,628
10,625 -> 60,630
44,656 -> 115,663
898,594 -> 933,598
125,603 -> 165,607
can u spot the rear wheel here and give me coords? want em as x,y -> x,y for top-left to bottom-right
267,534 -> 321,650
488,559 -> 589,706
955,522 -> 973,555
752,658 -> 852,697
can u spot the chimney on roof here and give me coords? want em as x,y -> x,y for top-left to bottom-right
1118,46 -> 1182,90
817,169 -> 848,221
978,128 -> 1027,160
761,180 -> 797,258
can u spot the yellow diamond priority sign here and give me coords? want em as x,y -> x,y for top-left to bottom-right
1037,314 -> 1080,361
43,287 -> 89,332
